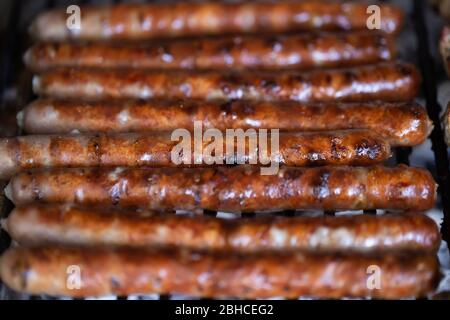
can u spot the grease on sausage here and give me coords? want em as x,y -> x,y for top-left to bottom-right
0,246 -> 438,298
24,32 -> 395,72
4,204 -> 441,253
5,165 -> 436,212
32,62 -> 420,102
20,99 -> 432,147
0,130 -> 392,179
29,2 -> 404,41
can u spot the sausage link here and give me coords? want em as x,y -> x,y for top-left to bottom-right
5,165 -> 436,212
0,130 -> 391,179
32,62 -> 420,102
20,99 -> 432,147
0,246 -> 439,298
29,2 -> 404,41
4,204 -> 441,253
24,32 -> 395,72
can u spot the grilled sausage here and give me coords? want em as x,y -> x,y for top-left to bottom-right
5,165 -> 436,212
24,32 -> 396,72
19,99 -> 432,147
29,2 -> 404,41
0,246 -> 439,298
32,62 -> 420,102
0,130 -> 391,179
4,204 -> 441,253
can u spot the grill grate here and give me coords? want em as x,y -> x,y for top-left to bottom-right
413,0 -> 450,246
0,0 -> 449,300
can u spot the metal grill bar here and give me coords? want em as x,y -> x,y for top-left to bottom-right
203,209 -> 218,217
0,0 -> 21,105
395,147 -> 412,165
46,0 -> 56,9
413,0 -> 450,248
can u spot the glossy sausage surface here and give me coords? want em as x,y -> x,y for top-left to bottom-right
32,63 -> 420,102
20,99 -> 432,147
4,204 -> 441,253
0,246 -> 438,298
24,32 -> 395,72
29,2 -> 404,41
5,165 -> 436,212
0,130 -> 391,179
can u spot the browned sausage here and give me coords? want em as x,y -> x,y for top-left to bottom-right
5,165 -> 436,212
24,32 -> 396,72
20,99 -> 432,147
32,62 -> 420,102
4,204 -> 440,253
0,130 -> 391,179
0,246 -> 439,298
29,2 -> 404,41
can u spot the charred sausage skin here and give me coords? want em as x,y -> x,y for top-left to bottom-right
4,204 -> 441,253
32,63 -> 420,103
29,2 -> 404,41
0,130 -> 392,179
0,246 -> 438,298
5,165 -> 436,212
20,99 -> 432,147
24,32 -> 395,72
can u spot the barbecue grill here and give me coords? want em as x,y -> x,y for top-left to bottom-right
0,0 -> 449,300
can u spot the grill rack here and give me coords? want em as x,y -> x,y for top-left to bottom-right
0,0 -> 448,300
